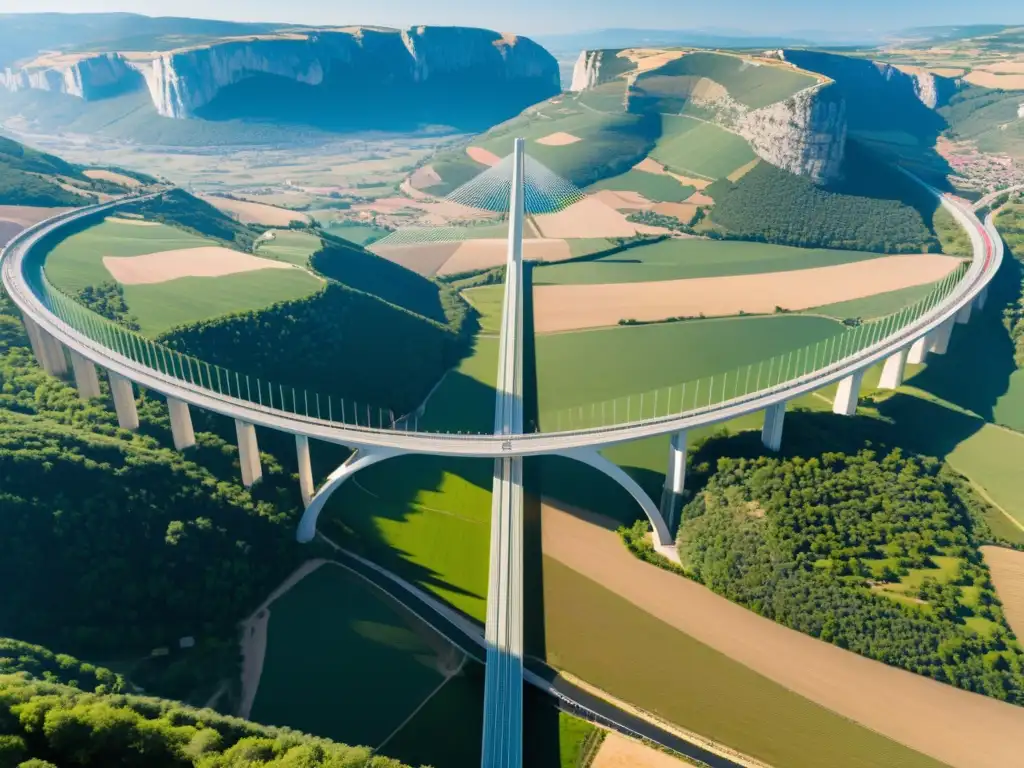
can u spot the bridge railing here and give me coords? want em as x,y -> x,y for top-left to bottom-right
538,262 -> 970,432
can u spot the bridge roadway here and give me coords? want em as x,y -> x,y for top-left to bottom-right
481,138 -> 526,768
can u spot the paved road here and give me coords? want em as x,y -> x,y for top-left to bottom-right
325,544 -> 746,768
0,192 -> 998,461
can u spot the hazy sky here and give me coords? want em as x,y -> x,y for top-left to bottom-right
0,0 -> 1021,36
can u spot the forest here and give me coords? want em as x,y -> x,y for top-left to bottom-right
122,190 -> 257,251
706,143 -> 940,253
159,281 -> 468,418
0,675 -> 412,768
679,449 -> 1024,703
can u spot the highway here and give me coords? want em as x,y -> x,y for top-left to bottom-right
481,138 -> 527,768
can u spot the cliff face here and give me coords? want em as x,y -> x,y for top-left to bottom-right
739,84 -> 847,183
1,26 -> 560,124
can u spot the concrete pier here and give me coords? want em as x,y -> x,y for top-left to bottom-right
762,402 -> 786,452
907,336 -> 930,365
167,397 -> 195,451
659,431 -> 687,532
956,301 -> 973,325
296,435 -> 314,508
929,317 -> 956,355
24,318 -> 67,376
235,419 -> 262,488
107,371 -> 139,430
833,370 -> 865,416
879,348 -> 910,390
69,350 -> 101,399
976,285 -> 989,311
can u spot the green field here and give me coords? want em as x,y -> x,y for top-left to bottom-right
650,116 -> 757,180
806,283 -> 938,321
461,285 -> 505,335
251,563 -> 459,748
43,217 -> 323,336
536,315 -> 845,417
254,229 -> 323,265
542,558 -> 947,768
534,238 -> 885,285
587,169 -> 695,202
326,222 -> 392,246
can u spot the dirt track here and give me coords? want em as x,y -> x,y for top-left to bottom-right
533,254 -> 963,332
103,247 -> 299,285
541,501 -> 1024,768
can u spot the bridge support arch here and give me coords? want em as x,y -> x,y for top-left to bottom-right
296,446 -> 403,543
562,447 -> 676,556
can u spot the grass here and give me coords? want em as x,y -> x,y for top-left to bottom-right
806,283 -> 938,321
461,284 -> 505,335
536,315 -> 845,416
253,230 -> 323,265
650,117 -> 757,180
534,238 -> 886,285
43,217 -> 323,337
250,563 -> 454,748
326,222 -> 391,246
541,557 -> 948,768
587,170 -> 695,203
127,269 -> 323,337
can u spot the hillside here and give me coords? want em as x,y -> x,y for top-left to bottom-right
0,20 -> 560,137
0,135 -> 118,206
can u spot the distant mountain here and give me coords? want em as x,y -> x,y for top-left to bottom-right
893,24 -> 1017,44
534,28 -> 816,52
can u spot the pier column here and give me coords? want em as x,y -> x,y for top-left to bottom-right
41,333 -> 68,376
23,318 -> 67,376
107,371 -> 139,430
296,435 -> 314,508
167,397 -> 195,451
69,350 -> 101,399
659,431 -> 687,532
22,317 -> 52,373
929,317 -> 956,355
956,301 -> 973,325
907,335 -> 930,365
234,420 -> 262,488
879,348 -> 910,390
976,286 -> 989,312
833,370 -> 865,416
761,402 -> 786,452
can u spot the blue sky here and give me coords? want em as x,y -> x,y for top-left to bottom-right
1,0 -> 1021,36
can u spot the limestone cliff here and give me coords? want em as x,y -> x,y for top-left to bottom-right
738,84 -> 846,183
1,26 -> 560,124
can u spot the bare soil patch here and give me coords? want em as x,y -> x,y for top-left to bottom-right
686,191 -> 716,206
437,238 -> 572,276
727,159 -> 761,182
533,196 -> 668,239
620,48 -> 687,74
964,71 -> 1024,89
652,202 -> 697,221
0,205 -> 72,227
591,189 -> 654,211
981,546 -> 1024,641
467,146 -> 502,167
106,216 -> 160,227
83,169 -> 141,187
409,164 -> 442,191
978,61 -> 1024,74
930,67 -> 967,77
633,158 -> 712,190
533,254 -> 962,332
541,501 -> 1024,768
536,132 -> 583,146
372,242 -> 461,278
199,195 -> 310,227
593,733 -> 687,768
103,247 -> 298,285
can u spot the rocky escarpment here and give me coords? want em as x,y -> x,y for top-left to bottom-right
738,83 -> 847,183
1,26 -> 560,125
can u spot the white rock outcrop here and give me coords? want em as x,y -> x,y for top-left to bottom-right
571,50 -> 604,92
739,84 -> 847,183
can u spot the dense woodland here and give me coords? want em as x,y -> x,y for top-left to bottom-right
996,203 -> 1024,365
679,450 -> 1024,703
122,190 -> 256,251
706,143 -> 940,253
0,675 -> 412,768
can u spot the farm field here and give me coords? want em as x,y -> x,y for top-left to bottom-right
43,217 -> 323,336
806,283 -> 937,321
540,553 -> 950,768
326,221 -> 392,245
253,230 -> 322,266
532,255 -> 958,332
587,169 -> 695,203
534,238 -> 886,285
982,546 -> 1024,640
199,194 -> 310,226
461,284 -> 505,335
535,315 -> 845,419
649,117 -> 757,180
250,563 -> 461,748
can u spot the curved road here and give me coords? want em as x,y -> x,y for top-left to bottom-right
0,193 -> 999,460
